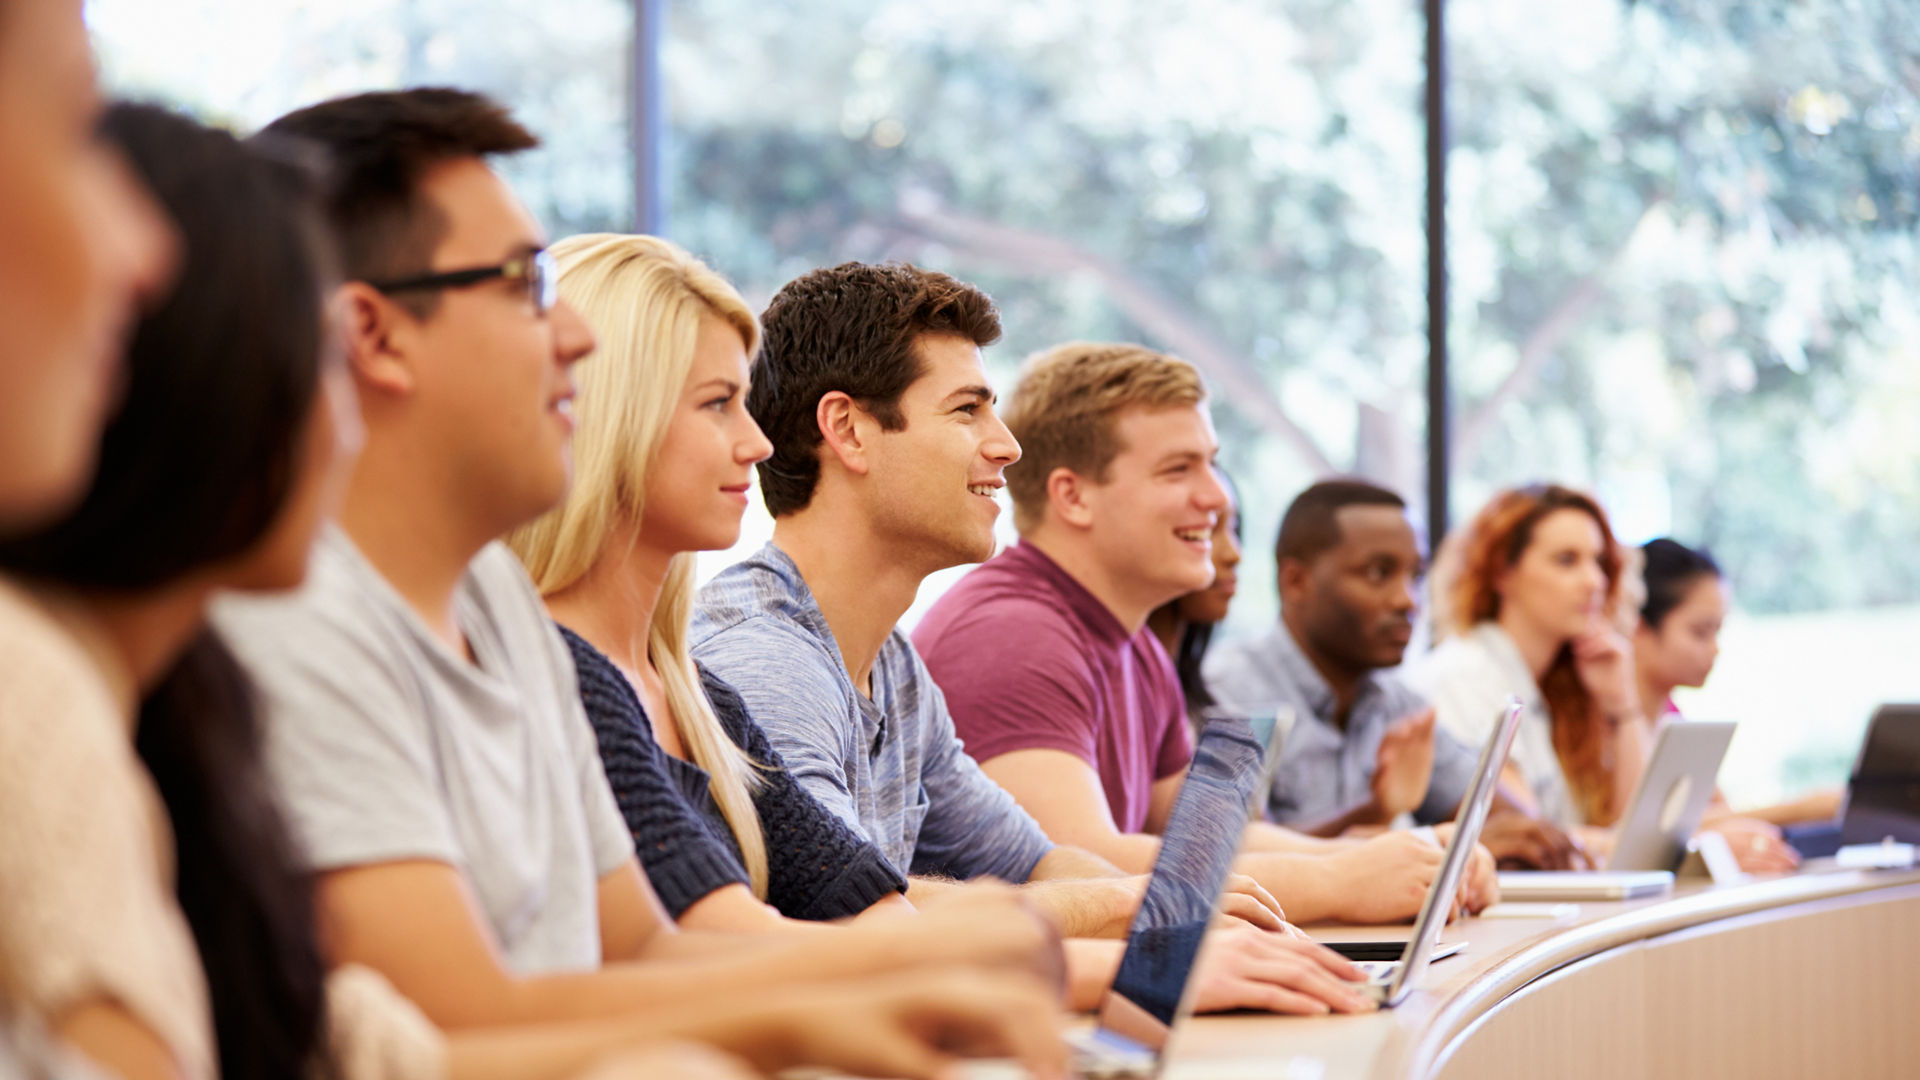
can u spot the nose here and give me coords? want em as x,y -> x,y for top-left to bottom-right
103,146 -> 179,309
1392,572 -> 1418,614
739,412 -> 774,466
1196,465 -> 1229,516
1218,525 -> 1243,568
549,298 -> 596,368
983,408 -> 1021,466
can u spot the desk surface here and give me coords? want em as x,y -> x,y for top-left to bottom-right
1162,865 -> 1920,1079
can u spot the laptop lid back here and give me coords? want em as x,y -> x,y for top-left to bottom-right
1841,704 -> 1920,846
1379,698 -> 1524,1006
1607,720 -> 1736,872
1094,716 -> 1276,1056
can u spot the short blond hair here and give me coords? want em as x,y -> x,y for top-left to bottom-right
506,233 -> 770,897
1003,342 -> 1207,532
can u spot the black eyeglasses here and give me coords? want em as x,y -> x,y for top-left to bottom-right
366,247 -> 558,315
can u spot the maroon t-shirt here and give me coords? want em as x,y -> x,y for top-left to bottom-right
912,540 -> 1195,834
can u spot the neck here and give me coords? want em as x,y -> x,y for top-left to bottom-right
1146,605 -> 1183,655
338,442 -> 502,653
1636,665 -> 1673,720
83,582 -> 218,697
545,522 -> 673,675
1023,528 -> 1162,633
1281,613 -> 1364,725
771,505 -> 932,695
1495,608 -> 1563,681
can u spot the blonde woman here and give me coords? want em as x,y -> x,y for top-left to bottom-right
510,234 -> 910,930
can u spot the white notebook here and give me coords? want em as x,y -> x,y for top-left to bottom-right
1496,870 -> 1674,901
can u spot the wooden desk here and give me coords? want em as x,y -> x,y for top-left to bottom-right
1164,867 -> 1920,1079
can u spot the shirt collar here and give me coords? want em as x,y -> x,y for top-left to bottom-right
1003,540 -> 1132,647
1264,619 -> 1394,729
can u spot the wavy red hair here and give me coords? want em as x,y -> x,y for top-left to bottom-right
1430,484 -> 1627,825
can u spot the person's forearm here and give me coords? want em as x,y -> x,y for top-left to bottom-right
1287,801 -> 1387,839
1233,851 -> 1345,925
1062,938 -> 1125,1012
1027,845 -> 1127,880
433,929 -> 914,1029
1239,820 -> 1353,854
1020,844 -> 1154,938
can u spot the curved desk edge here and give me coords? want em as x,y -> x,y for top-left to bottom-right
1394,867 -> 1920,1079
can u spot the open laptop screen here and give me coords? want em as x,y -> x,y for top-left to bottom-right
1100,717 -> 1269,1045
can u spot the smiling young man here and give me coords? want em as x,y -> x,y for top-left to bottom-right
693,264 -> 1377,1015
1203,480 -> 1588,868
203,93 -> 1076,1076
914,343 -> 1497,924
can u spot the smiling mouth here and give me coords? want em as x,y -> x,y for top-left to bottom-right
1174,527 -> 1210,543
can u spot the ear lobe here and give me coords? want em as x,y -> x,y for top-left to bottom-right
336,282 -> 415,397
815,391 -> 871,477
1046,467 -> 1095,529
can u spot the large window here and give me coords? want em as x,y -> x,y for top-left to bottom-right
85,0 -> 1920,806
666,0 -> 1426,627
87,0 -> 634,237
1450,0 -> 1920,803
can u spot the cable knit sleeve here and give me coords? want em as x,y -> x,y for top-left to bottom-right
559,628 -> 748,919
699,668 -> 907,921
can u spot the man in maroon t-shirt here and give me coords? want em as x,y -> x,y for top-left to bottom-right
916,343 -> 1495,925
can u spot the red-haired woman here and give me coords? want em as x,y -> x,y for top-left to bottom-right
1409,485 -> 1649,842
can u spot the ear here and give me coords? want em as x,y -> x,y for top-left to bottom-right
336,281 -> 417,398
1044,466 -> 1095,530
1276,556 -> 1311,606
815,391 -> 873,477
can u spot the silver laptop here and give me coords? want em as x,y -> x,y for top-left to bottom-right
1497,720 -> 1733,901
1070,715 -> 1281,1078
1608,720 -> 1736,871
1348,698 -> 1525,1007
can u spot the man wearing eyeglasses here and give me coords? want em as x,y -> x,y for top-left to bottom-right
209,88 -> 1071,1075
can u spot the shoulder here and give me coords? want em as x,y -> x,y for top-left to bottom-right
694,664 -> 769,752
0,582 -> 127,773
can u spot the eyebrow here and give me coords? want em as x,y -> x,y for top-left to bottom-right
944,385 -> 995,406
691,377 -> 742,395
1153,448 -> 1210,468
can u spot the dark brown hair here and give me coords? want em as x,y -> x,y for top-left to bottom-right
260,87 -> 536,312
0,102 -> 335,1078
1432,484 -> 1626,825
751,262 -> 1001,517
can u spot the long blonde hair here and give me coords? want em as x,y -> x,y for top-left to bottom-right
508,233 -> 769,896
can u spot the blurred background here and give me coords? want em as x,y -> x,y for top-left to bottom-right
88,0 -> 1920,807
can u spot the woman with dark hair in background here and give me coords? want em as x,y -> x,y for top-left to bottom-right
1146,468 -> 1243,722
1634,538 -> 1834,844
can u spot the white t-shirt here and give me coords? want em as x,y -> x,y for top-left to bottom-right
1407,622 -> 1579,826
213,527 -> 634,974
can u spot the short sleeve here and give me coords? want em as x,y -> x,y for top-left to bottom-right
0,601 -> 214,1078
907,670 -> 1057,883
543,630 -> 637,878
1154,703 -> 1196,781
693,617 -> 867,837
564,630 -> 746,917
918,602 -> 1103,768
210,594 -> 462,873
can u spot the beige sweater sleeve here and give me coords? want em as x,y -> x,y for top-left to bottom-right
321,965 -> 446,1080
0,584 -> 215,1080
